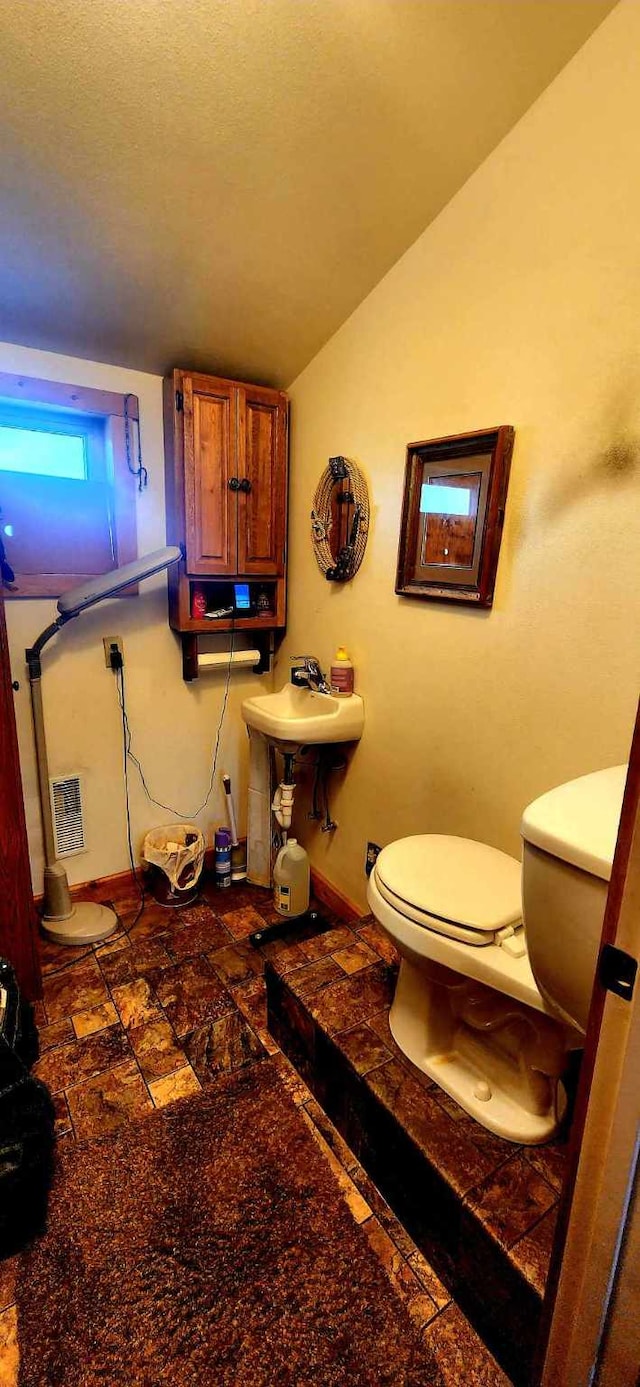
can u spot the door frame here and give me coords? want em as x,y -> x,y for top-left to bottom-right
0,587 -> 42,998
539,698 -> 640,1384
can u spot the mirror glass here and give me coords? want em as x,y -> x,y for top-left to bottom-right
416,465 -> 487,577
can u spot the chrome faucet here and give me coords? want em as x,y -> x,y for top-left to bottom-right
291,655 -> 332,695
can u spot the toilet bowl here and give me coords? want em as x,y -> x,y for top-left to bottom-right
367,766 -> 627,1145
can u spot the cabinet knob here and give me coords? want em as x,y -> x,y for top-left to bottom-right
238,478 -> 252,494
228,477 -> 240,491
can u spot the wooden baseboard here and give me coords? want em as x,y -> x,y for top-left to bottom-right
35,839 -> 247,906
34,867 -> 137,907
35,853 -> 358,923
310,866 -> 362,925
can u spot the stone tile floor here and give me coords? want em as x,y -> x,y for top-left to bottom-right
266,918 -> 569,1385
0,878 -> 510,1385
268,941 -> 566,1297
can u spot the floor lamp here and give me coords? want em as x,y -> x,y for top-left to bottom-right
26,545 -> 182,946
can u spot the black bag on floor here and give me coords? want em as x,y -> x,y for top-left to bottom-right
0,958 -> 55,1256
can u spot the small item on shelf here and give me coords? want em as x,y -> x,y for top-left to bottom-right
330,646 -> 354,695
191,586 -> 207,619
214,826 -> 232,888
205,606 -> 235,620
256,588 -> 272,615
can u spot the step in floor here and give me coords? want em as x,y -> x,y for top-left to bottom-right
265,912 -> 568,1387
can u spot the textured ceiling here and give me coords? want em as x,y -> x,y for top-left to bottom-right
0,0 -> 616,387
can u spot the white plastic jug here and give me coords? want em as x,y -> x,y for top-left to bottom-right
273,838 -> 310,918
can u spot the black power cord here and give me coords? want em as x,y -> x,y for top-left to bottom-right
113,622 -> 235,820
43,652 -> 144,979
114,657 -> 146,931
43,629 -> 236,979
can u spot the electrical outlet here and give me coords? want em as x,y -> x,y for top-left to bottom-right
103,636 -> 124,669
365,841 -> 381,876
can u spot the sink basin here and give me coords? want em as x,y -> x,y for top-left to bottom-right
241,683 -> 364,746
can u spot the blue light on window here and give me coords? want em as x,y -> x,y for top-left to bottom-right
420,482 -> 471,516
0,425 -> 87,480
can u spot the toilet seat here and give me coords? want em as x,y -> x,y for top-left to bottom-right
367,868 -> 549,1015
367,834 -> 571,1143
374,835 -> 522,947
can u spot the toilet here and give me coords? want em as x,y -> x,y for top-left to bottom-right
367,765 -> 627,1144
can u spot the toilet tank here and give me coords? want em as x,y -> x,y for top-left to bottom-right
521,765 -> 627,1033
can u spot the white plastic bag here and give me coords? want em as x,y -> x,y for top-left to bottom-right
142,823 -> 205,892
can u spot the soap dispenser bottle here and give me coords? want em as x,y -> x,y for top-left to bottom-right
330,646 -> 354,696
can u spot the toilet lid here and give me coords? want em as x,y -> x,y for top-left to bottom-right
375,835 -> 522,933
521,764 -> 626,882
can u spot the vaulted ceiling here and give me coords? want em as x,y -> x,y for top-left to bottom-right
0,0 -> 615,386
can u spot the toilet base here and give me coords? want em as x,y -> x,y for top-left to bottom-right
389,958 -> 567,1145
389,1008 -> 561,1144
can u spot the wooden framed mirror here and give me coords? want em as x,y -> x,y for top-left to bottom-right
311,455 -> 370,582
395,426 -> 514,607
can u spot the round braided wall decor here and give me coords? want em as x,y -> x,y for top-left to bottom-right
310,456 -> 370,582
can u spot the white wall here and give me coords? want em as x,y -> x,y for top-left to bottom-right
1,342 -> 270,889
280,0 -> 640,910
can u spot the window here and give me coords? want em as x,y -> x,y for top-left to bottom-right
0,415 -> 88,480
0,373 -> 139,598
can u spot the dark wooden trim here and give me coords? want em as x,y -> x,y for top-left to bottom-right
63,860 -> 360,920
181,634 -> 199,682
33,867 -> 137,907
0,591 -> 42,999
395,425 -> 514,608
177,370 -> 285,400
310,866 -> 362,925
105,415 -> 139,571
34,845 -> 243,905
3,573 -> 138,600
0,372 -> 139,419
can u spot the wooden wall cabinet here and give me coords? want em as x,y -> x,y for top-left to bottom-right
163,370 -> 289,678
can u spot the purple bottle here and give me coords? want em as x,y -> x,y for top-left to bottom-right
214,827 -> 232,889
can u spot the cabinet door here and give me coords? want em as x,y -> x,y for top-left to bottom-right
183,374 -> 236,575
237,386 -> 288,576
0,591 -> 41,999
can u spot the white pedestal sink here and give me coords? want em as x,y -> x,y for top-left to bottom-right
241,684 -> 365,886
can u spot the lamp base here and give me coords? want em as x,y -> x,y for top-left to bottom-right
41,902 -> 118,946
